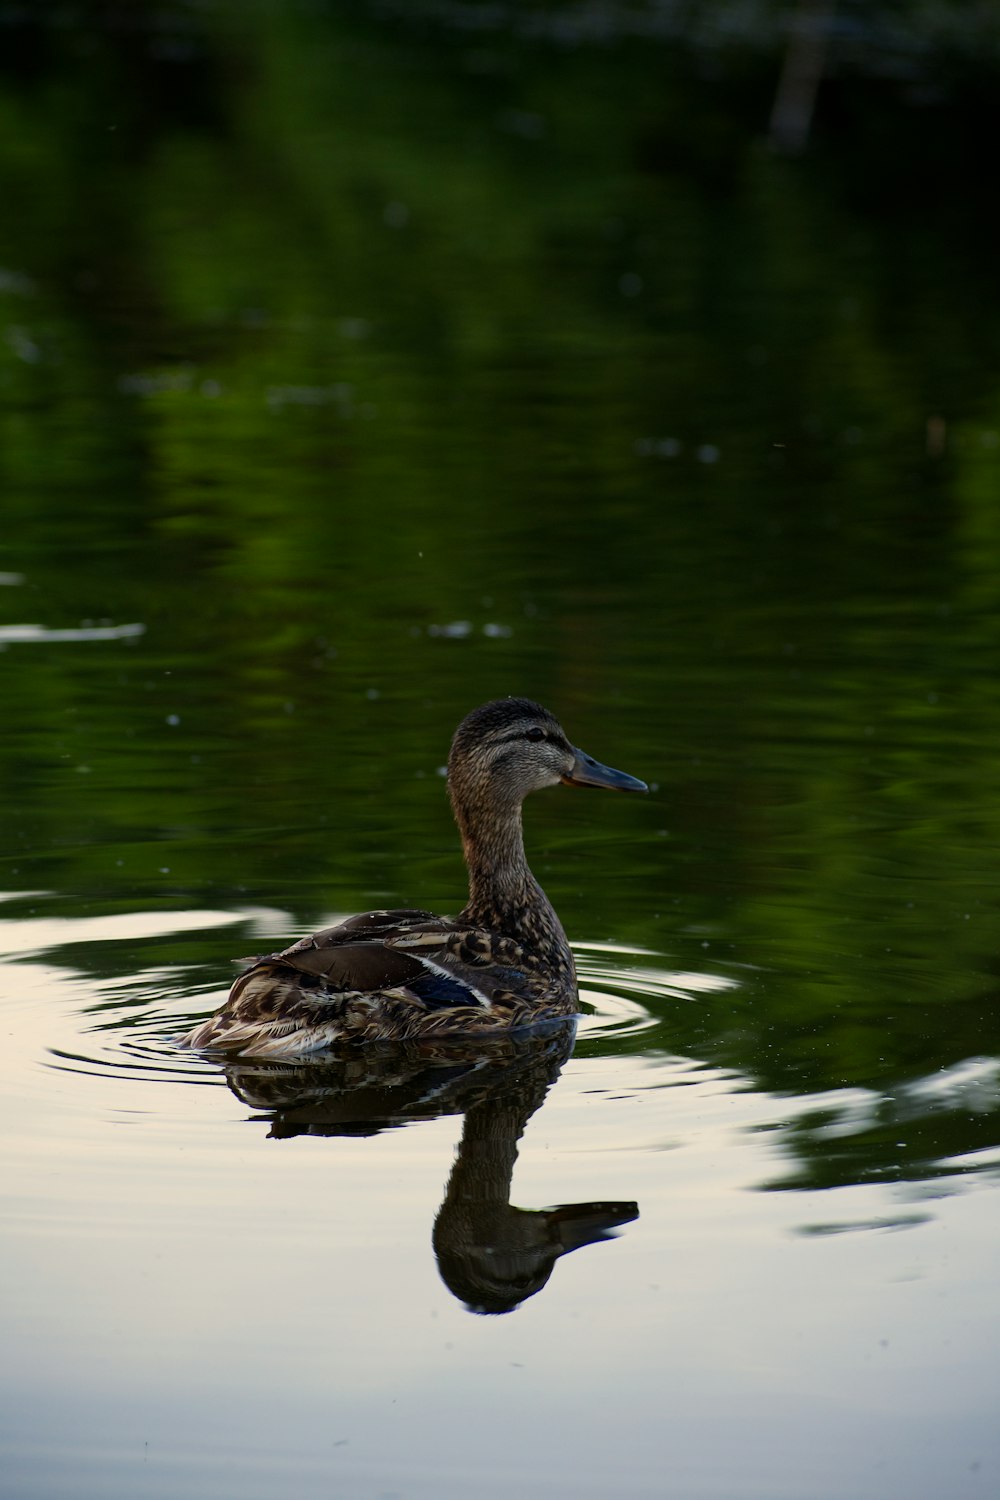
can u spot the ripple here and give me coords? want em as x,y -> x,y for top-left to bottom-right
0,899 -> 259,1102
796,1213 -> 935,1237
45,971 -> 228,1090
574,939 -> 738,1044
8,905 -> 1000,1200
3,907 -> 735,1093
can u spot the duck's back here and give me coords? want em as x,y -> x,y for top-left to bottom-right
179,906 -> 572,1057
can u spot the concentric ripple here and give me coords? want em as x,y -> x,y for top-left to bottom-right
573,938 -> 738,1045
0,895 -> 262,1100
0,893 -> 740,1095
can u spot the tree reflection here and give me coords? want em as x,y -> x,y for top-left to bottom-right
222,1021 -> 638,1315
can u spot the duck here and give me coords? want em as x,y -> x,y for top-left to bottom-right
179,697 -> 647,1057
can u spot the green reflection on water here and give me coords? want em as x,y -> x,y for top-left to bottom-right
2,1 -> 1000,1183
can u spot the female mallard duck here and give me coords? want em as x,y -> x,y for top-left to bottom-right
179,698 -> 646,1056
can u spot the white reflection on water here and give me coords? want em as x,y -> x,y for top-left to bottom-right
1,901 -> 999,1500
575,938 -> 739,1044
0,621 -> 145,643
0,904 -> 241,958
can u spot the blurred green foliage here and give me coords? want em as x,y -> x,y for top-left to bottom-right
1,0 -> 1000,1171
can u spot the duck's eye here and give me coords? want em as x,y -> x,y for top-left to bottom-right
525,726 -> 545,743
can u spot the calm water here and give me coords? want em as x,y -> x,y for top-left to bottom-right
3,5 -> 1000,1498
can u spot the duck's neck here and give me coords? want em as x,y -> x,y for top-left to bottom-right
461,811 -> 538,914
455,801 -> 571,965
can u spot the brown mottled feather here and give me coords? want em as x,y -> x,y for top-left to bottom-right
179,699 -> 644,1057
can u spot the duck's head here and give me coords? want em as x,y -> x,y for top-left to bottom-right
448,698 -> 647,818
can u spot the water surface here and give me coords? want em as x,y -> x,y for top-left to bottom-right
2,5 -> 1000,1498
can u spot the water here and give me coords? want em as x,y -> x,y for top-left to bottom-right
4,896 -> 997,1500
3,5 -> 1000,1498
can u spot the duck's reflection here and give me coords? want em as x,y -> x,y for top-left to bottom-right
223,1020 -> 638,1314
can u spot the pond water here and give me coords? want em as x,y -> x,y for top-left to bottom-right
3,5 -> 1000,1499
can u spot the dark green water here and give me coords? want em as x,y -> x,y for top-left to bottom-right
2,5 -> 999,1498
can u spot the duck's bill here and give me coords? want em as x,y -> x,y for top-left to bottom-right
561,748 -> 648,793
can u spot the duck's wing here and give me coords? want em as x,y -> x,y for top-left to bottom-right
269,908 -> 534,1005
180,909 -> 532,1055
